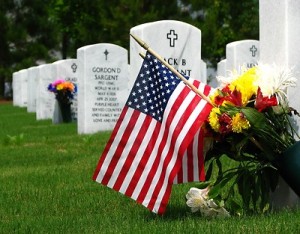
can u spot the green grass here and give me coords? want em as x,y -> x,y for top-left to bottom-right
1,103 -> 300,233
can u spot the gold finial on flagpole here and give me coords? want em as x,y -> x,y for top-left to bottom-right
130,33 -> 150,50
139,52 -> 146,59
130,33 -> 213,105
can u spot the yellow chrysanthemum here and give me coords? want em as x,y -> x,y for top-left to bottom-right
209,91 -> 218,105
56,83 -> 64,91
229,67 -> 258,106
231,113 -> 250,133
208,107 -> 221,132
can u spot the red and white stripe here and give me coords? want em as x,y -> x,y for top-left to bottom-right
93,79 -> 212,214
173,128 -> 205,184
173,82 -> 213,184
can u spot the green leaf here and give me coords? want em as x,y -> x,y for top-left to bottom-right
216,158 -> 223,177
196,181 -> 212,189
209,171 -> 237,199
227,199 -> 242,215
205,159 -> 214,181
241,107 -> 268,130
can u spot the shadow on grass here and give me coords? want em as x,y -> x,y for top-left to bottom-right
142,203 -> 200,221
140,202 -> 292,221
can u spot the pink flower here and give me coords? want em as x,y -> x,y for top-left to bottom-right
52,79 -> 65,86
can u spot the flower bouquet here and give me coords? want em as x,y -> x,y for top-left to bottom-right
187,64 -> 300,216
48,79 -> 77,122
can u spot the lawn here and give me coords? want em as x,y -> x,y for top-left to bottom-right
0,103 -> 300,233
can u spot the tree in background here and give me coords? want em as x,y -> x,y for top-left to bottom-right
0,1 -> 14,98
0,0 -> 59,98
180,0 -> 259,67
0,0 -> 259,98
50,0 -> 181,59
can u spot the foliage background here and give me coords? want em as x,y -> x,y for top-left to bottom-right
0,0 -> 258,98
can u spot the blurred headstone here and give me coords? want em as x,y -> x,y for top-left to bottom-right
13,69 -> 28,107
12,71 -> 21,106
27,66 -> 38,113
225,40 -> 260,76
36,64 -> 55,120
52,59 -> 78,123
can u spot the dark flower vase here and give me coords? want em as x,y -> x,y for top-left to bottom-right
58,101 -> 72,123
278,141 -> 300,197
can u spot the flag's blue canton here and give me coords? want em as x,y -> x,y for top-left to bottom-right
127,53 -> 185,122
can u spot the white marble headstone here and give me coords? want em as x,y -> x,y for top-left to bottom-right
27,66 -> 38,113
217,59 -> 227,77
36,64 -> 55,120
18,69 -> 28,107
260,0 -> 300,134
225,40 -> 260,75
12,71 -> 21,107
212,59 -> 228,87
200,60 -> 207,83
77,43 -> 129,134
130,20 -> 205,89
52,59 -> 78,123
260,0 -> 300,208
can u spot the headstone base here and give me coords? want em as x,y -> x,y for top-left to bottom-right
270,177 -> 300,210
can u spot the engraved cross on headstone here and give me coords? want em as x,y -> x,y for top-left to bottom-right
71,63 -> 77,73
104,49 -> 109,60
167,30 -> 178,47
249,45 -> 258,57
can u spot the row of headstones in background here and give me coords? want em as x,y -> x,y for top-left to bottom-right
217,40 -> 260,82
12,60 -> 79,123
12,20 -> 207,135
12,20 -> 260,135
11,44 -> 126,132
76,20 -> 207,134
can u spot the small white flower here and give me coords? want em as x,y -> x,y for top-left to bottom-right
186,187 -> 209,212
186,187 -> 230,218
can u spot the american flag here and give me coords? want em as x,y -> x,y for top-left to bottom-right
92,52 -> 213,214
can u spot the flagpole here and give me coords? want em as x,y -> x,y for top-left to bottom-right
131,33 -> 213,105
139,52 -> 146,59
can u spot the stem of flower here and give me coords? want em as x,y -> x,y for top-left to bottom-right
249,136 -> 275,162
249,137 -> 263,151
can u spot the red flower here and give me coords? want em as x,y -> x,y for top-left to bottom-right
219,113 -> 232,134
255,88 -> 278,112
225,88 -> 243,106
214,85 -> 243,107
